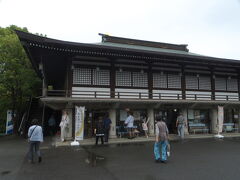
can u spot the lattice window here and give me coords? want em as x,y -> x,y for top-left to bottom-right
227,78 -> 238,91
132,72 -> 148,87
199,76 -> 211,90
215,77 -> 226,91
168,74 -> 181,88
186,75 -> 198,89
73,68 -> 91,85
92,69 -> 110,85
153,73 -> 167,88
116,71 -> 132,86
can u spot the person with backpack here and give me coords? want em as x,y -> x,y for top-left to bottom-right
154,116 -> 169,163
28,118 -> 43,163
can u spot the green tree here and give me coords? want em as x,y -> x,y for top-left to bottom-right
0,25 -> 41,134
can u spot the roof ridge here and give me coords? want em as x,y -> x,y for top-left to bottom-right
99,33 -> 189,52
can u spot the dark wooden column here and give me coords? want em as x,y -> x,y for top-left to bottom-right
67,57 -> 73,97
110,58 -> 116,98
210,67 -> 215,100
72,106 -> 75,140
181,65 -> 186,100
148,61 -> 153,99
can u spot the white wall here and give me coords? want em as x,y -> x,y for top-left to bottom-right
215,92 -> 238,101
186,91 -> 211,100
152,90 -> 182,100
115,88 -> 149,99
72,87 -> 110,98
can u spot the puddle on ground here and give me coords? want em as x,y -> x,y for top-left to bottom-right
85,151 -> 105,167
113,142 -> 146,147
1,171 -> 11,175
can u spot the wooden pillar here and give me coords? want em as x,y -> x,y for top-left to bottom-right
109,109 -> 117,138
40,56 -> 47,97
72,106 -> 75,140
67,58 -> 73,97
110,59 -> 116,98
211,67 -> 215,100
147,108 -> 155,136
148,61 -> 153,99
181,65 -> 186,100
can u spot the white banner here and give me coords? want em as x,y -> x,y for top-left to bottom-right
218,106 -> 224,133
6,110 -> 14,134
75,106 -> 85,141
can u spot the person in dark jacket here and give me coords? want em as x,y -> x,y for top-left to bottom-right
103,113 -> 112,142
94,117 -> 105,145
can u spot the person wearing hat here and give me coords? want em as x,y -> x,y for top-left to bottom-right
154,116 -> 169,163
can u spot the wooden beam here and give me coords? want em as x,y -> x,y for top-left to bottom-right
148,62 -> 153,99
210,67 -> 215,100
181,65 -> 186,100
110,59 -> 116,98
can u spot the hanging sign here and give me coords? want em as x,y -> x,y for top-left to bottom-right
217,106 -> 224,133
75,106 -> 85,140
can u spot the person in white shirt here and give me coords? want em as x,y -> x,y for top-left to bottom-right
124,111 -> 134,139
28,118 -> 43,163
142,117 -> 149,138
59,110 -> 70,142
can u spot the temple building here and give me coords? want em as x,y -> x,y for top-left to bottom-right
16,30 -> 240,140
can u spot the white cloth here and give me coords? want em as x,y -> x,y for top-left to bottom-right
124,115 -> 134,128
28,125 -> 43,142
60,115 -> 70,141
60,115 -> 69,128
142,118 -> 149,131
142,123 -> 148,131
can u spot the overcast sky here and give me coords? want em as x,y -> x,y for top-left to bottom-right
1,0 -> 240,60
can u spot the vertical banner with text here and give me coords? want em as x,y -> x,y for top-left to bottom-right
6,110 -> 14,135
75,106 -> 85,141
218,106 -> 224,133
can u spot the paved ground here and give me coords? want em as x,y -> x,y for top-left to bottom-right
1,136 -> 240,180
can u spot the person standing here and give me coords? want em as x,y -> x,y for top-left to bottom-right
154,116 -> 169,163
176,113 -> 187,139
60,110 -> 70,142
94,117 -> 105,145
142,117 -> 149,138
103,113 -> 112,142
48,114 -> 56,136
124,111 -> 134,139
28,119 -> 43,163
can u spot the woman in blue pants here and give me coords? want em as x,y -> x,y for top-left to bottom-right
154,116 -> 169,163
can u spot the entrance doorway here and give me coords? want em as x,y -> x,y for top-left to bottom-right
84,110 -> 107,138
154,109 -> 179,134
43,107 -> 62,136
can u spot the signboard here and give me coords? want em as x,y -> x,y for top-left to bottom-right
6,110 -> 14,134
218,106 -> 224,133
75,106 -> 85,140
120,110 -> 128,121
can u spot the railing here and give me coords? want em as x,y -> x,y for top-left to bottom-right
46,90 -> 240,101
